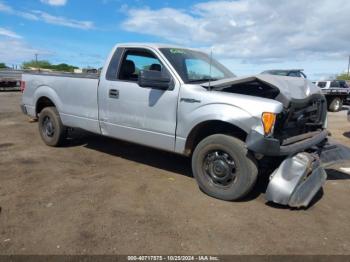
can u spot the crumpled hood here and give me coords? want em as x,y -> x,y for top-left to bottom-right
202,74 -> 322,107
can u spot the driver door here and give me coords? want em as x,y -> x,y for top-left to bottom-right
98,47 -> 180,151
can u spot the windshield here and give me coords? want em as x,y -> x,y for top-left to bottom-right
268,71 -> 289,76
263,70 -> 307,78
160,48 -> 235,83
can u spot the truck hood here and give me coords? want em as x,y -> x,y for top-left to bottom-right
201,74 -> 322,107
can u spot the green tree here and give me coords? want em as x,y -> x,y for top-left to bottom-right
22,60 -> 78,72
0,63 -> 7,69
22,60 -> 52,69
54,63 -> 78,72
337,73 -> 350,81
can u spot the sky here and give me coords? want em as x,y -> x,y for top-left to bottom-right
0,0 -> 349,80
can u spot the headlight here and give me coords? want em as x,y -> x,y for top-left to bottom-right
262,112 -> 276,136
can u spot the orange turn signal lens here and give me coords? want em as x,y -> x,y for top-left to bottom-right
262,112 -> 276,136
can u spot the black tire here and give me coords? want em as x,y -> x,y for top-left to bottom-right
191,134 -> 258,201
38,107 -> 66,146
328,97 -> 342,112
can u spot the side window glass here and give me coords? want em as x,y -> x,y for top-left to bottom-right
317,82 -> 326,88
330,81 -> 340,88
288,72 -> 298,77
118,50 -> 163,81
339,81 -> 347,88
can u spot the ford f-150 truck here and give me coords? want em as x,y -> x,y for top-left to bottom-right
21,43 -> 334,207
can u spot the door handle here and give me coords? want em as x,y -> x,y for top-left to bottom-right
109,89 -> 119,99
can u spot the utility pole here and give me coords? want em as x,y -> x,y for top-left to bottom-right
34,54 -> 40,71
35,53 -> 38,70
348,55 -> 350,77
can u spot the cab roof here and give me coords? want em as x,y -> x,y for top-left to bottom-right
115,43 -> 199,51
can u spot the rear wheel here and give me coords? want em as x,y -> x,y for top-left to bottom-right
38,107 -> 66,146
328,97 -> 342,112
191,134 -> 258,201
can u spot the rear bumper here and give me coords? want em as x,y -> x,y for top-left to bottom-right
246,129 -> 329,156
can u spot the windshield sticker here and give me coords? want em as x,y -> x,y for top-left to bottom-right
170,48 -> 186,54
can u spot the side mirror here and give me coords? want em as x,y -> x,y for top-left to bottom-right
138,69 -> 172,90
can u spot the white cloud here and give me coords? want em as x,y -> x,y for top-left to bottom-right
0,1 -> 93,29
0,27 -> 22,39
31,10 -> 94,29
40,0 -> 67,6
122,0 -> 350,62
0,1 -> 11,12
0,38 -> 50,64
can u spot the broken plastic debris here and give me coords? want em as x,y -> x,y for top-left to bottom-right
339,167 -> 350,174
28,118 -> 38,123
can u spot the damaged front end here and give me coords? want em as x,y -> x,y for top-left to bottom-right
245,93 -> 328,157
203,75 -> 348,208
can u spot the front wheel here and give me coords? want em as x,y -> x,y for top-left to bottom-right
328,97 -> 342,112
38,107 -> 66,147
191,134 -> 258,201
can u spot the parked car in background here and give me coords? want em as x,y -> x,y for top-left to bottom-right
0,69 -> 23,91
261,69 -> 307,78
262,69 -> 349,112
314,80 -> 350,112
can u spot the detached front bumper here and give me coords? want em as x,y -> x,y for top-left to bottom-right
265,152 -> 327,208
264,138 -> 350,208
246,129 -> 329,156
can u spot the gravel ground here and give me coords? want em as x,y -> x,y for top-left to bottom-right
0,92 -> 349,255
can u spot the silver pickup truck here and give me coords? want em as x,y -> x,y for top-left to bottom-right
21,43 -> 335,207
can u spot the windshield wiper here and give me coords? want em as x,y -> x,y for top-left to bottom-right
188,78 -> 217,83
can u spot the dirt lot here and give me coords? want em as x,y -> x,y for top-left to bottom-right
0,92 -> 349,255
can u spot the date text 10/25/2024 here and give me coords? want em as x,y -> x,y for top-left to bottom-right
127,256 -> 220,261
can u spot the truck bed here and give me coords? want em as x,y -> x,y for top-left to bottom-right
22,72 -> 101,134
23,71 -> 99,79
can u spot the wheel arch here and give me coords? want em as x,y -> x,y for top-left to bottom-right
36,96 -> 56,115
183,120 -> 248,156
33,86 -> 62,117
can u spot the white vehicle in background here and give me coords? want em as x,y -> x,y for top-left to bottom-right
261,69 -> 307,78
314,80 -> 350,112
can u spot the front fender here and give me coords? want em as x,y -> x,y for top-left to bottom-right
177,103 -> 259,139
175,103 -> 262,154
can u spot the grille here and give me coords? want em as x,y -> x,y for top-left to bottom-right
274,95 -> 326,141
